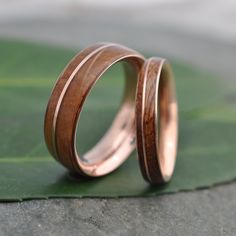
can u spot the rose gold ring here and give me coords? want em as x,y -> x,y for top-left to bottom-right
44,43 -> 144,177
135,57 -> 178,184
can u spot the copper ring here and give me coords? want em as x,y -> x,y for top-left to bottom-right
136,57 -> 178,184
44,43 -> 144,177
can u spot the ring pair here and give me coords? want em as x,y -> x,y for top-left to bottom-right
44,43 -> 178,185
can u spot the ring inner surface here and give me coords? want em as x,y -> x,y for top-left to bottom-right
75,61 -> 138,171
157,63 -> 178,179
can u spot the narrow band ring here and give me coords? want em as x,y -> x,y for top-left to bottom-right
44,43 -> 144,177
135,57 -> 178,184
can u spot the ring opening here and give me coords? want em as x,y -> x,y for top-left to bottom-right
75,60 -> 138,175
157,62 -> 178,180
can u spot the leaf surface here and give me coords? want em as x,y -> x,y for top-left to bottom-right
0,39 -> 235,201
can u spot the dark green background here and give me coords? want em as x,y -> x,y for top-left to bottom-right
0,39 -> 235,201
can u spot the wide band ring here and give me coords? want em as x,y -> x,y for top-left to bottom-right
44,43 -> 144,177
136,57 -> 178,184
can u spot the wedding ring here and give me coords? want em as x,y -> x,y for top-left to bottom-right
135,57 -> 178,184
44,43 -> 144,177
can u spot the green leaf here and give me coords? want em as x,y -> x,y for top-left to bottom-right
0,39 -> 235,201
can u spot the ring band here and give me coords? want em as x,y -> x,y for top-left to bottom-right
135,57 -> 178,184
44,43 -> 144,177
